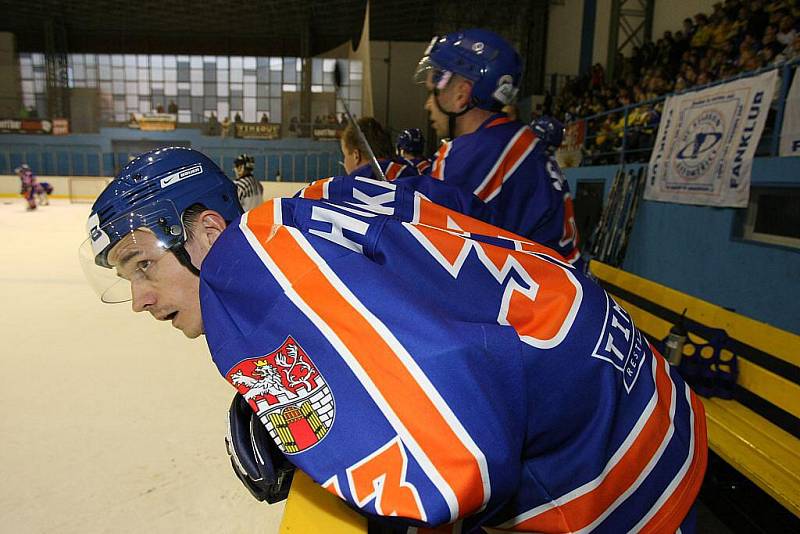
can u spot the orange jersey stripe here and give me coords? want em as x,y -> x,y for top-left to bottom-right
486,116 -> 513,129
300,177 -> 332,199
244,201 -> 486,519
638,391 -> 707,533
474,128 -> 536,202
431,142 -> 451,180
513,356 -> 677,532
386,162 -> 406,181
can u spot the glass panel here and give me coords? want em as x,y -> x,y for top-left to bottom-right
244,57 -> 256,70
244,98 -> 256,121
190,81 -> 202,96
217,56 -> 228,69
270,57 -> 282,71
165,55 -> 177,68
190,56 -> 202,69
138,55 -> 148,67
125,55 -> 137,67
152,55 -> 163,68
312,58 -> 322,84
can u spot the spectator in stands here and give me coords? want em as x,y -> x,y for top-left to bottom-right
777,13 -> 798,45
234,112 -> 243,123
260,112 -> 270,123
777,34 -> 800,62
168,100 -> 178,114
221,116 -> 231,138
691,14 -> 714,50
207,112 -> 220,136
156,104 -> 165,113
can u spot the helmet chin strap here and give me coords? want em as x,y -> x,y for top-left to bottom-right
172,244 -> 201,277
434,90 -> 473,139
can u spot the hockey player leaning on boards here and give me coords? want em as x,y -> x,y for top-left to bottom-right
232,153 -> 264,211
415,29 -> 582,267
81,146 -> 707,534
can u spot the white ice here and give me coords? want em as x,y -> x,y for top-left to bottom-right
0,199 -> 284,533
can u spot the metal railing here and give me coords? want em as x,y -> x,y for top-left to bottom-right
573,59 -> 799,167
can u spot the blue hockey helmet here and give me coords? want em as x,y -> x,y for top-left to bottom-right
531,116 -> 565,150
415,29 -> 522,111
396,128 -> 425,155
79,146 -> 242,302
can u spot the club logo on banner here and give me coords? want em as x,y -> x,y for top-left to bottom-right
780,67 -> 800,157
646,70 -> 777,207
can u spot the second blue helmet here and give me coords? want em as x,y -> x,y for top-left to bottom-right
531,116 -> 565,150
396,128 -> 426,155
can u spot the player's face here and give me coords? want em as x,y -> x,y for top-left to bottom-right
424,75 -> 450,138
340,138 -> 361,174
108,230 -> 204,338
424,73 -> 470,138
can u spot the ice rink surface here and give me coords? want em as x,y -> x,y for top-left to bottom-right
0,199 -> 284,533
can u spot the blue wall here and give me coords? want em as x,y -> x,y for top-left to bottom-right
565,158 -> 800,334
0,128 -> 343,182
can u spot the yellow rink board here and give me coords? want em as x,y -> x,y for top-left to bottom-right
590,260 -> 800,518
280,471 -> 367,533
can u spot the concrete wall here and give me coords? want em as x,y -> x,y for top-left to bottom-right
0,174 -> 305,199
653,0 -> 718,39
546,0 -> 585,77
0,32 -> 20,117
0,127 -> 343,182
564,157 -> 800,334
370,40 -> 430,135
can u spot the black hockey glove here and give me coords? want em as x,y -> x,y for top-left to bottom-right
225,393 -> 295,503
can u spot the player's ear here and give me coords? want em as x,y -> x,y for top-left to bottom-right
197,210 -> 227,247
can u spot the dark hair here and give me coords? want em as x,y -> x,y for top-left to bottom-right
182,203 -> 207,239
342,117 -> 393,160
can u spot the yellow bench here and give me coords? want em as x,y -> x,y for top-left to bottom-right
589,260 -> 800,518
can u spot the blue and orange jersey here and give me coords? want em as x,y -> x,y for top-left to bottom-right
349,159 -> 419,182
403,156 -> 432,175
430,114 -> 581,266
200,186 -> 707,533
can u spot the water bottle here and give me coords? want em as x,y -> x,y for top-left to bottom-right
665,309 -> 688,366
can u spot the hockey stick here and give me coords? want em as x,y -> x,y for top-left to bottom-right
334,61 -> 387,182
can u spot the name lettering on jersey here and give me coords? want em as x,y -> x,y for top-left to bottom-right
350,176 -> 397,215
408,196 -> 582,349
591,293 -> 646,392
346,437 -> 426,521
309,205 -> 373,254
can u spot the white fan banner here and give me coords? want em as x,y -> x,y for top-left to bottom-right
779,66 -> 800,157
646,70 -> 777,207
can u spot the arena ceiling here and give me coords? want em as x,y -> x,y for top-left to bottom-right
0,0 -> 437,56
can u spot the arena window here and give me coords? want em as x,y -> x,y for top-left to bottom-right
736,186 -> 800,250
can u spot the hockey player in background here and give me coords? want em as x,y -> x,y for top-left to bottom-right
16,164 -> 37,211
232,153 -> 264,211
340,117 -> 418,181
81,147 -> 706,533
415,29 -> 581,265
530,116 -> 583,270
395,128 -> 432,174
